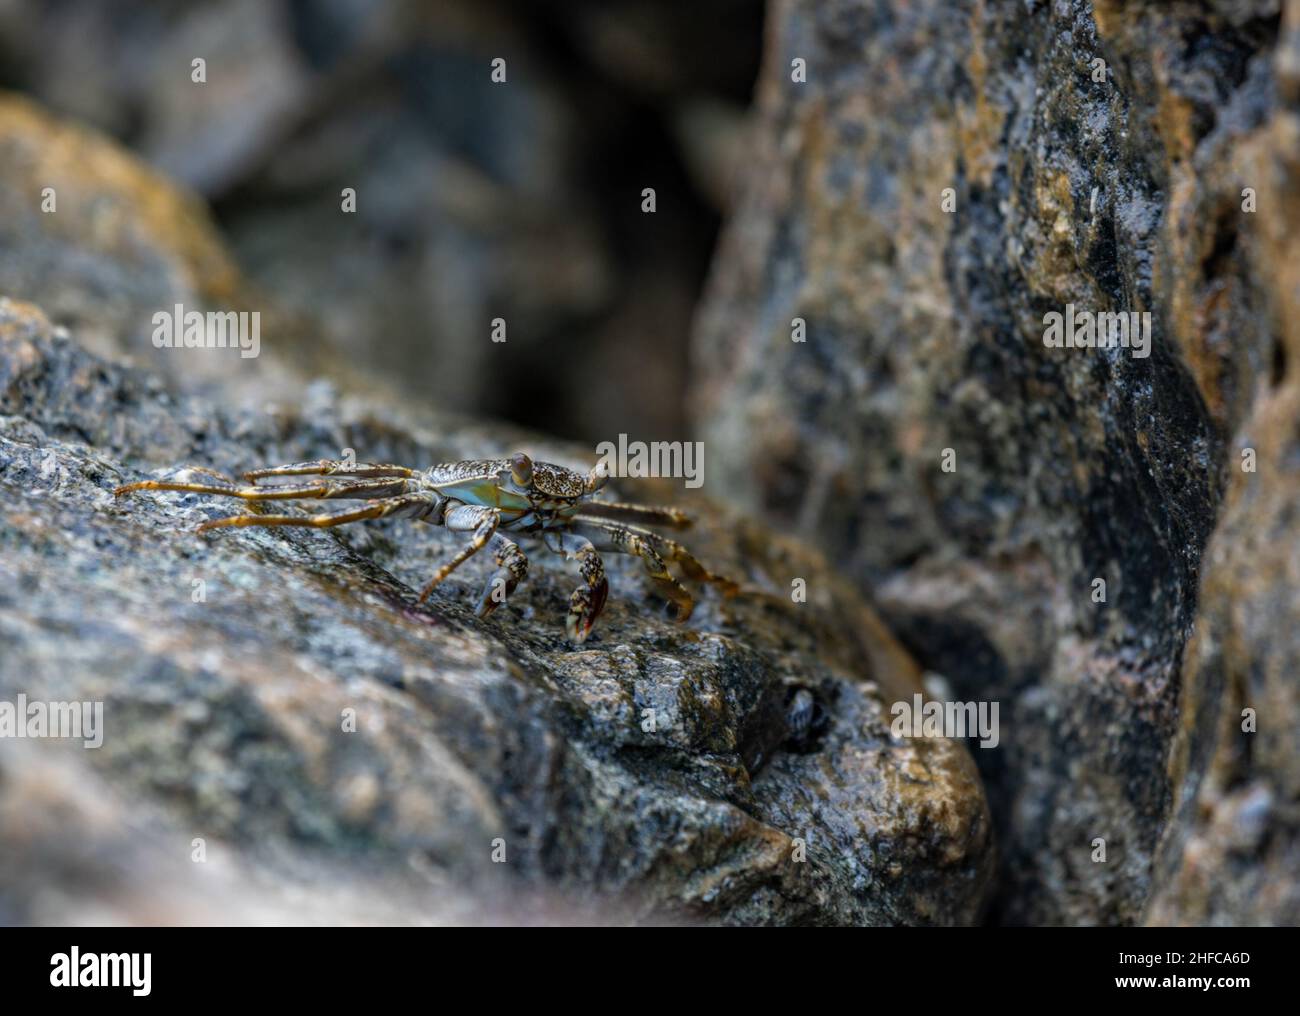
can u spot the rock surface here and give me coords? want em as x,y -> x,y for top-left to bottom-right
1146,80 -> 1300,926
0,297 -> 992,925
692,0 -> 1297,924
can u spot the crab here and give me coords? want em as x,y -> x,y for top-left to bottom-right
114,452 -> 737,642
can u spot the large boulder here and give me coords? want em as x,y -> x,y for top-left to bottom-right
0,297 -> 993,924
691,0 -> 1296,924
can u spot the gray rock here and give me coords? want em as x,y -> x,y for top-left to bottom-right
0,298 -> 993,924
691,0 -> 1293,924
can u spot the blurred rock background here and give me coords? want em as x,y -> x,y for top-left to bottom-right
0,0 -> 762,441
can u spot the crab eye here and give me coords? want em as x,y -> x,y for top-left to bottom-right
510,452 -> 533,487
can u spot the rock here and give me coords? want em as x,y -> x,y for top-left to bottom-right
0,0 -> 765,443
0,91 -> 244,369
0,90 -> 436,414
0,738 -> 501,926
0,297 -> 992,925
0,89 -> 356,412
1146,101 -> 1300,926
691,0 -> 1293,924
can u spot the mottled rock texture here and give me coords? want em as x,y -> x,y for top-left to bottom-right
0,297 -> 992,925
692,0 -> 1297,924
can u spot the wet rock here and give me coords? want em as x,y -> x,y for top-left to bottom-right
0,297 -> 992,925
692,0 -> 1292,924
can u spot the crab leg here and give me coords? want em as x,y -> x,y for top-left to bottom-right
115,473 -> 415,501
570,520 -> 684,621
474,532 -> 529,618
575,518 -> 737,592
194,493 -> 438,533
549,533 -> 609,642
243,460 -> 416,482
573,518 -> 737,623
576,501 -> 692,529
418,505 -> 499,603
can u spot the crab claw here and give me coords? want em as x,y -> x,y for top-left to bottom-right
474,544 -> 528,618
566,574 -> 608,643
475,568 -> 519,617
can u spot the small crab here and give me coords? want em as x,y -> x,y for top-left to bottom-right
114,452 -> 737,642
